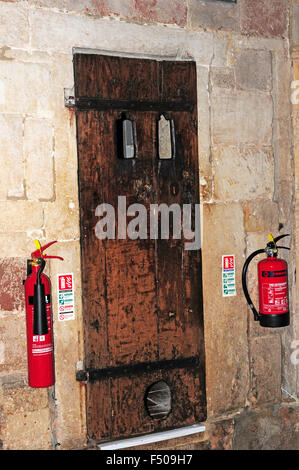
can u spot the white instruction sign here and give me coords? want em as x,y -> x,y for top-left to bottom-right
57,273 -> 75,321
222,255 -> 236,297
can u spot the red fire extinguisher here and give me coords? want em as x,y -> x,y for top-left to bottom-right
242,234 -> 290,328
24,240 -> 63,388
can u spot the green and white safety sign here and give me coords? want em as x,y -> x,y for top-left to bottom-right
222,255 -> 236,297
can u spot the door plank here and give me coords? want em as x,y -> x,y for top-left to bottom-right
75,55 -> 206,441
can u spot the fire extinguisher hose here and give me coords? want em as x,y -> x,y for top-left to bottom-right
33,258 -> 48,336
242,249 -> 265,321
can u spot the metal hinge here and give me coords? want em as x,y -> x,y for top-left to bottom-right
76,355 -> 200,383
64,87 -> 76,108
64,87 -> 194,112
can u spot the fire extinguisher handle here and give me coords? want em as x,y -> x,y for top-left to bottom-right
276,246 -> 290,251
242,249 -> 265,321
43,255 -> 64,261
31,240 -> 64,260
274,234 -> 290,243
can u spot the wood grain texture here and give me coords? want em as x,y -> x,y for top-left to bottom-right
75,54 -> 206,441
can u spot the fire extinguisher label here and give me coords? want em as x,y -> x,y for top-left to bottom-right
262,270 -> 287,277
32,344 -> 53,356
32,329 -> 53,356
33,335 -> 45,342
57,273 -> 75,322
261,281 -> 288,313
222,255 -> 236,297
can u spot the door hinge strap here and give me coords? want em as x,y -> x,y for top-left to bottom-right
65,96 -> 194,113
76,355 -> 200,382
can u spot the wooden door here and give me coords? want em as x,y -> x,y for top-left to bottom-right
74,54 -> 206,441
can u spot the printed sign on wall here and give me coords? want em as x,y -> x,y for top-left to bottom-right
222,255 -> 236,297
57,273 -> 75,321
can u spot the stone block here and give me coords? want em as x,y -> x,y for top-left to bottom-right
0,341 -> 4,365
47,241 -> 85,449
0,201 -> 44,232
48,53 -> 74,92
233,404 -> 299,450
24,118 -> 54,201
249,335 -> 282,405
211,89 -> 273,145
0,232 -> 43,258
30,8 -> 188,57
274,53 -> 292,120
184,30 -> 215,66
0,374 -> 48,415
1,408 -> 52,450
273,55 -> 293,183
52,109 -> 80,204
279,404 -> 299,450
0,258 -> 26,313
0,114 -> 24,200
43,200 -> 79,240
0,2 -> 29,49
240,0 -> 288,38
202,202 -> 249,416
197,65 -> 212,201
0,61 -> 51,117
29,9 -> 218,67
291,3 -> 299,47
0,315 -> 27,374
235,49 -> 272,92
212,38 -> 229,68
188,0 -> 240,32
30,0 -> 134,16
133,0 -> 187,26
233,406 -> 280,449
208,418 -> 234,450
213,145 -> 274,201
275,118 -> 293,183
243,200 -> 279,233
30,0 -> 187,26
277,180 -> 294,228
211,67 -> 235,89
1,48 -> 52,64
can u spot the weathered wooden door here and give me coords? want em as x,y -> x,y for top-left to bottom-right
74,53 -> 206,441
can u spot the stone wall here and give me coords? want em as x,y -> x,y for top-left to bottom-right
0,0 -> 298,450
291,0 -> 299,404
